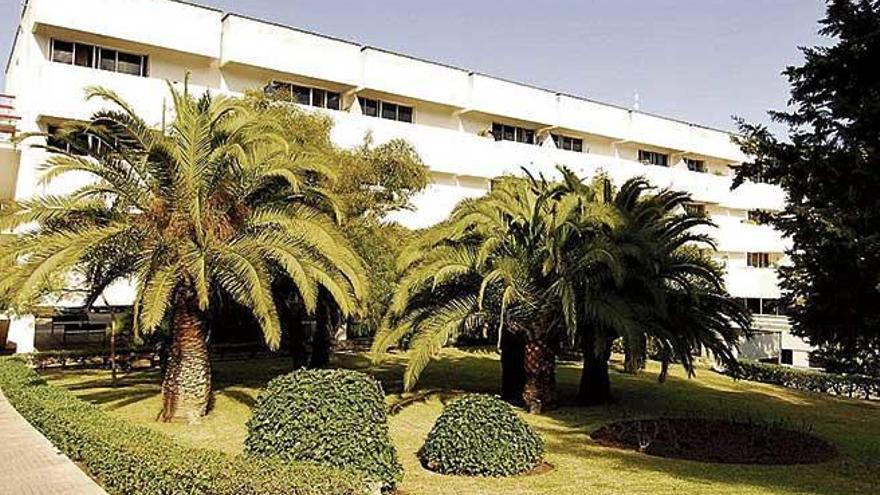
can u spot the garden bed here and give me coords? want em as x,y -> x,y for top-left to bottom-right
590,417 -> 836,465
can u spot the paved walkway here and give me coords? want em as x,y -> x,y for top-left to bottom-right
0,390 -> 107,495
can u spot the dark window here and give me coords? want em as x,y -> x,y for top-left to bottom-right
745,298 -> 761,314
685,158 -> 706,172
492,122 -> 537,145
52,39 -> 147,77
99,48 -> 117,71
51,40 -> 74,64
639,150 -> 669,167
684,203 -> 706,217
361,98 -> 379,117
397,105 -> 413,123
74,43 -> 93,68
381,102 -> 398,120
492,123 -> 503,141
747,253 -> 770,268
781,349 -> 793,365
116,52 -> 142,76
552,133 -> 584,152
312,88 -> 326,108
47,124 -> 90,156
326,92 -> 341,110
292,85 -> 311,105
747,210 -> 762,223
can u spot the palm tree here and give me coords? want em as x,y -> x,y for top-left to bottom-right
564,176 -> 750,405
372,171 -> 617,412
0,85 -> 366,422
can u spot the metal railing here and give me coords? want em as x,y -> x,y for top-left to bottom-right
0,94 -> 19,144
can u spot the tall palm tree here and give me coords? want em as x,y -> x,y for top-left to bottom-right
564,176 -> 750,405
372,171 -> 618,412
0,85 -> 367,422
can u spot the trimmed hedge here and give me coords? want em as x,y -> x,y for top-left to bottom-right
245,369 -> 402,490
419,394 -> 544,476
730,360 -> 880,400
0,357 -> 367,495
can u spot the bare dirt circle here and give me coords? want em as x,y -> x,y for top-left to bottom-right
590,418 -> 836,465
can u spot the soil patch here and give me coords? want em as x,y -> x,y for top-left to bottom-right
590,418 -> 836,465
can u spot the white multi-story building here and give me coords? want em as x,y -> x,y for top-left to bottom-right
0,0 -> 812,365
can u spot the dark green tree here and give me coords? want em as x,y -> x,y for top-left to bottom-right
733,0 -> 880,360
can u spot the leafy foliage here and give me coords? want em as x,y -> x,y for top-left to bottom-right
244,369 -> 402,490
418,394 -> 544,476
732,1 -> 880,357
729,360 -> 880,401
372,170 -> 619,393
0,85 -> 369,419
0,358 -> 366,495
0,86 -> 367,341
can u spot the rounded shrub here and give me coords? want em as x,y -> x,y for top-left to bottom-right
418,394 -> 544,476
244,368 -> 402,490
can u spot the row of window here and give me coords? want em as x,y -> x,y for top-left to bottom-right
747,252 -> 771,268
741,297 -> 786,316
50,39 -> 148,77
491,123 -> 535,145
46,124 -> 97,155
552,134 -> 584,153
267,81 -> 341,110
361,97 -> 413,123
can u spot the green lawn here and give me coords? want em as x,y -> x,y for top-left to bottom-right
43,349 -> 880,495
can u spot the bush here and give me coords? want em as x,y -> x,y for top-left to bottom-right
730,360 -> 880,400
419,394 -> 544,476
0,357 -> 366,495
245,369 -> 402,490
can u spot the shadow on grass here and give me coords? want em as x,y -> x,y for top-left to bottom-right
40,348 -> 880,495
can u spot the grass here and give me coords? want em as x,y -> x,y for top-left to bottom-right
43,348 -> 880,495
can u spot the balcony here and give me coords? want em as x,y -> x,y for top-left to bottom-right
0,94 -> 18,144
1,94 -> 21,200
328,110 -> 784,209
33,63 -> 211,125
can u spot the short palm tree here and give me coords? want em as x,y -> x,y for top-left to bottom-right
372,171 -> 618,412
566,176 -> 750,404
0,86 -> 366,422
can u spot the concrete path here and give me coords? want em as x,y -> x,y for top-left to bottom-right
0,389 -> 107,495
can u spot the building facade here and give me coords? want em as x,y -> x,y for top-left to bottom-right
0,0 -> 811,365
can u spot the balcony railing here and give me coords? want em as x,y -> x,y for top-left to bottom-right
0,94 -> 19,144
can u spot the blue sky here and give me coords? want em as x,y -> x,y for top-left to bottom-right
0,0 -> 825,132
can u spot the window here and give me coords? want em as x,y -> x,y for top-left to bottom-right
747,210 -> 762,223
361,98 -> 379,117
51,40 -> 73,64
51,39 -> 148,77
683,203 -> 706,217
268,82 -> 342,111
747,252 -> 771,268
74,43 -> 93,68
358,97 -> 413,123
492,123 -> 536,145
781,349 -> 793,365
381,102 -> 398,120
99,49 -> 117,71
638,149 -> 669,167
552,134 -> 584,152
685,158 -> 706,173
46,124 -> 93,156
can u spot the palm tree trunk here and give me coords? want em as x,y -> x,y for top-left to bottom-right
522,338 -> 557,413
579,329 -> 613,405
160,287 -> 211,423
500,330 -> 526,404
623,334 -> 647,375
